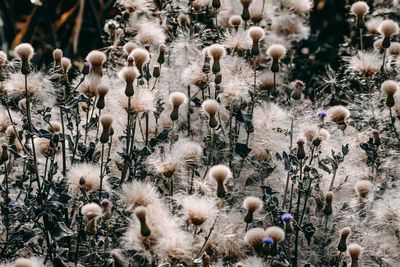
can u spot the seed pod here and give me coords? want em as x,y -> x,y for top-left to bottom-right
323,192 -> 333,217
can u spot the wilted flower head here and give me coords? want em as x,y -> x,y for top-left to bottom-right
81,203 -> 103,220
347,51 -> 381,76
355,180 -> 373,198
61,57 -> 71,74
79,74 -> 101,98
207,44 -> 226,60
244,227 -> 265,249
129,48 -> 150,70
3,71 -> 53,102
123,42 -> 137,55
171,139 -> 202,167
248,26 -> 265,42
328,105 -> 350,125
68,164 -> 103,192
122,181 -> 160,208
135,21 -> 166,47
265,226 -> 285,244
243,196 -> 263,213
380,80 -> 398,96
283,0 -> 313,13
209,164 -> 232,183
169,91 -> 187,107
52,48 -> 62,66
14,43 -> 34,61
86,50 -> 106,75
347,243 -> 362,262
379,20 -> 399,38
350,1 -> 369,18
181,195 -> 217,226
229,15 -> 242,28
267,44 -> 286,60
47,120 -> 62,133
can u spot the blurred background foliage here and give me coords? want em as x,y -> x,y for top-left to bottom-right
0,0 -> 349,69
0,0 -> 117,64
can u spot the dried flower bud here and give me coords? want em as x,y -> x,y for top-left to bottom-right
53,48 -> 63,66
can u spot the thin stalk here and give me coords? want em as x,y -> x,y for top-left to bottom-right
282,171 -> 291,209
71,104 -> 80,165
60,107 -> 67,175
228,102 -> 233,168
299,179 -> 313,225
120,98 -> 132,184
98,143 -> 105,202
187,86 -> 191,137
382,48 -> 386,73
194,214 -> 219,260
189,168 -> 195,194
24,75 -> 41,195
95,109 -> 102,142
145,112 -> 149,146
328,167 -> 337,191
359,28 -> 364,50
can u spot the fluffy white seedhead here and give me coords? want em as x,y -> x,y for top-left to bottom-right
267,44 -> 286,60
350,1 -> 369,17
347,243 -> 362,259
68,163 -> 103,192
169,91 -> 187,107
248,26 -> 265,42
121,181 -> 160,208
14,43 -> 34,61
171,139 -> 202,167
86,50 -> 107,67
135,21 -> 166,47
379,19 -> 399,37
347,51 -> 381,76
327,105 -> 350,123
283,0 -> 314,13
389,42 -> 400,55
129,48 -> 150,68
202,99 -> 219,115
229,15 -> 242,27
96,84 -> 109,97
53,48 -> 62,62
380,80 -> 398,96
244,227 -> 265,247
123,42 -> 137,55
100,114 -> 113,128
61,57 -> 71,73
81,203 -> 103,220
209,164 -> 232,183
118,66 -> 140,83
317,129 -> 330,141
207,44 -> 226,60
265,226 -> 285,244
181,195 -> 217,226
243,196 -> 263,212
373,39 -> 383,50
355,180 -> 373,198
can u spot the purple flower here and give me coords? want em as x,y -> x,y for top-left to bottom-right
262,236 -> 274,245
297,139 -> 305,146
8,200 -> 16,207
317,110 -> 327,119
281,213 -> 293,222
291,80 -> 305,90
100,199 -> 112,208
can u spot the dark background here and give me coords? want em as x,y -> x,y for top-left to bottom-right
0,0 -> 349,69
